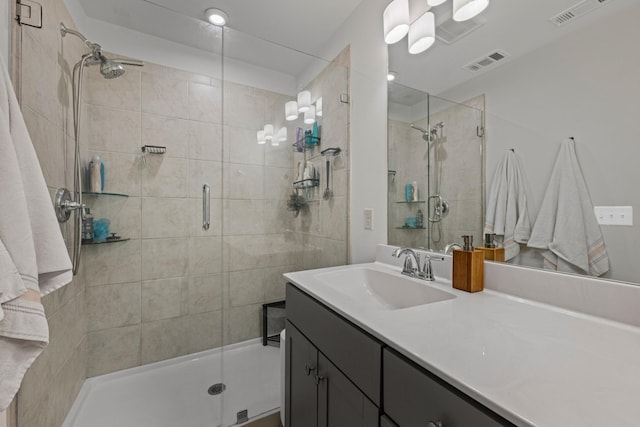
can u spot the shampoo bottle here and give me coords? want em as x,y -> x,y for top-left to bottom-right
477,233 -> 506,262
452,235 -> 485,293
89,155 -> 103,193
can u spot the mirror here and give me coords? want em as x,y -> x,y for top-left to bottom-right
388,0 -> 640,285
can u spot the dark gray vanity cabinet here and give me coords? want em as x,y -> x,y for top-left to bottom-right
286,284 -> 381,427
383,348 -> 514,427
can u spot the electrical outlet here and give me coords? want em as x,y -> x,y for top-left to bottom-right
364,208 -> 374,230
594,206 -> 633,226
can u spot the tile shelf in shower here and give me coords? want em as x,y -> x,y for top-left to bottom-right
82,191 -> 129,198
83,238 -> 131,245
293,178 -> 320,189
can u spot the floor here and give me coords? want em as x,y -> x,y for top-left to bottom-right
244,413 -> 282,427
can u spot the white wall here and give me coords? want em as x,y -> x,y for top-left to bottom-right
316,0 -> 389,263
440,4 -> 640,282
1,0 -> 9,66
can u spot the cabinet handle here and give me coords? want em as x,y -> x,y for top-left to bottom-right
202,184 -> 210,230
314,374 -> 325,385
305,364 -> 316,376
427,421 -> 443,427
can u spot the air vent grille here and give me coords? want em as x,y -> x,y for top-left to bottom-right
550,0 -> 611,27
463,50 -> 510,73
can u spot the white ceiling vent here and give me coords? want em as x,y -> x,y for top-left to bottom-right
436,16 -> 485,44
550,0 -> 612,27
463,50 -> 510,73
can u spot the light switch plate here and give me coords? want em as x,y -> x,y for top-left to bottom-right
594,206 -> 633,226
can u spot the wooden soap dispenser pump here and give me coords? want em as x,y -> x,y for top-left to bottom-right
477,233 -> 506,262
452,235 -> 485,293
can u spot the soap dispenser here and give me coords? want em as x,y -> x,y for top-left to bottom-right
452,235 -> 484,293
477,233 -> 506,262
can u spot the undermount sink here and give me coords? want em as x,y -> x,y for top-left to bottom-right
316,267 -> 456,310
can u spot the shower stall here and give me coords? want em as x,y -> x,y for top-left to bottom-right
12,1 -> 350,426
388,86 -> 484,252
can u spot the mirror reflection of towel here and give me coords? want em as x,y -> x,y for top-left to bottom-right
0,56 -> 72,410
528,138 -> 609,276
484,150 -> 531,261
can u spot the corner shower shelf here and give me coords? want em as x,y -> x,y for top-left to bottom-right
292,136 -> 321,152
83,191 -> 129,198
395,200 -> 426,204
395,226 -> 426,230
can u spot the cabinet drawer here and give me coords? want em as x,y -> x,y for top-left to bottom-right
287,283 -> 382,406
383,348 -> 514,427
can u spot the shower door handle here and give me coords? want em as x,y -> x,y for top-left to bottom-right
202,184 -> 210,231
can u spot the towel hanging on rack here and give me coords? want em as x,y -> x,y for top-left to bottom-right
528,138 -> 609,276
484,149 -> 531,261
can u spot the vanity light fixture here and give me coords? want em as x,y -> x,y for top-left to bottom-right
453,0 -> 490,22
285,101 -> 299,121
387,71 -> 397,81
257,130 -> 266,145
409,12 -> 435,54
304,106 -> 316,125
204,8 -> 228,26
383,0 -> 410,44
264,124 -> 274,141
297,91 -> 311,113
315,97 -> 323,117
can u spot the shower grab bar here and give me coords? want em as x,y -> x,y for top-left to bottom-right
202,184 -> 210,231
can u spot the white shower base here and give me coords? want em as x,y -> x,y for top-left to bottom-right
62,338 -> 281,427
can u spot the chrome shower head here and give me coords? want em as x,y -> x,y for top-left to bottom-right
410,124 -> 428,134
99,55 -> 125,79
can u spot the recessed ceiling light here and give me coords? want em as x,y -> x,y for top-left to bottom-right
387,71 -> 397,81
204,8 -> 228,26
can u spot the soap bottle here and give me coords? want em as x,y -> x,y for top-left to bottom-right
81,208 -> 94,243
89,155 -> 104,193
452,235 -> 484,293
411,181 -> 418,201
477,233 -> 506,262
416,209 -> 424,228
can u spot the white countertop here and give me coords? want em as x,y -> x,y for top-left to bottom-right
284,261 -> 640,427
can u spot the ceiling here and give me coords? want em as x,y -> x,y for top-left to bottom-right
75,0 -> 637,97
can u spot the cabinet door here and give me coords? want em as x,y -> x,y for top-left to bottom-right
317,353 -> 379,427
286,322 -> 318,427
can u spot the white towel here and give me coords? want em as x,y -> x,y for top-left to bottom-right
484,150 -> 531,261
527,138 -> 609,276
0,57 -> 73,410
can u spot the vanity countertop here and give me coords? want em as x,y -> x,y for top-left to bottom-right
284,261 -> 640,427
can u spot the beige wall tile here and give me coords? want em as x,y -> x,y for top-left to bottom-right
141,156 -> 188,197
141,197 -> 189,239
225,125 -> 265,165
141,238 -> 188,280
225,234 -> 296,271
141,71 -> 188,119
186,311 -> 223,353
264,167 -> 291,201
87,105 -> 142,154
87,325 -> 141,377
187,274 -> 223,314
188,237 -> 223,276
225,304 -> 261,344
140,318 -> 188,364
189,197 -> 222,237
83,239 -> 142,286
85,67 -> 142,112
188,159 -> 222,199
141,277 -> 188,322
223,199 -> 265,236
189,81 -> 222,123
86,282 -> 141,331
229,269 -> 265,307
224,164 -> 264,200
188,121 -> 222,161
142,113 -> 188,158
223,82 -> 265,130
22,107 -> 65,188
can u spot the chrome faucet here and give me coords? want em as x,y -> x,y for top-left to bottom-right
444,242 -> 463,255
392,248 -> 444,281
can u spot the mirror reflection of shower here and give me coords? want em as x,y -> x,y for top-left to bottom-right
54,22 -> 144,275
410,121 -> 449,247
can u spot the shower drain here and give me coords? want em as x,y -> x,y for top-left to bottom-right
207,383 -> 226,395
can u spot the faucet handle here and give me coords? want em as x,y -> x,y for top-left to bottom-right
421,255 -> 444,281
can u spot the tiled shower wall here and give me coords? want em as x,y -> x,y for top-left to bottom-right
388,95 -> 484,250
14,2 -> 88,427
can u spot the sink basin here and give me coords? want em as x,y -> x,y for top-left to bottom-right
316,267 -> 455,310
